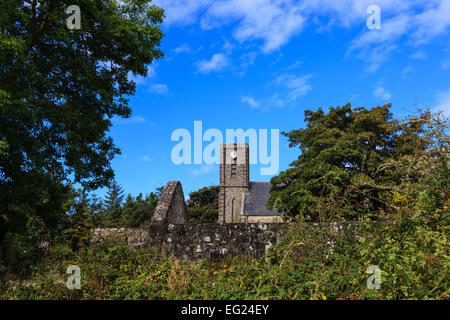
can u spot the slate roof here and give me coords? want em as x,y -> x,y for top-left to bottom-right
243,182 -> 281,216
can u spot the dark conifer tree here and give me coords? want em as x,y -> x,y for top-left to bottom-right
64,189 -> 93,251
104,181 -> 125,226
186,186 -> 219,223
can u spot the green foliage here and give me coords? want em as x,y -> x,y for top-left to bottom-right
0,1 -> 164,267
120,193 -> 158,227
267,204 -> 449,300
62,188 -> 104,251
104,180 -> 125,226
0,140 -> 8,157
1,206 -> 448,300
105,181 -> 125,210
2,231 -> 39,273
1,180 -> 72,271
186,186 -> 219,223
268,104 -> 449,221
3,163 -> 448,299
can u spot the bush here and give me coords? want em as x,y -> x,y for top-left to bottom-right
1,212 -> 448,300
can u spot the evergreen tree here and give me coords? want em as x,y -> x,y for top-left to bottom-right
87,194 -> 106,228
121,192 -> 158,227
104,181 -> 125,226
186,186 -> 219,223
63,189 -> 94,251
156,186 -> 165,198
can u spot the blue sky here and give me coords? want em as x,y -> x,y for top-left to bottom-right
100,0 -> 450,199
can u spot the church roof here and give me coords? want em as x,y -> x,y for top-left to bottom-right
243,182 -> 281,216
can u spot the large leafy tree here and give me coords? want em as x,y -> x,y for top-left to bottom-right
267,103 -> 441,221
0,0 -> 164,262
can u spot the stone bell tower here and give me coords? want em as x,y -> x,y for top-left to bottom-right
218,143 -> 249,223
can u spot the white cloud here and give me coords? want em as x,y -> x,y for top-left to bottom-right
410,51 -> 426,59
241,73 -> 311,110
298,0 -> 413,28
241,95 -> 261,108
346,1 -> 450,70
269,53 -> 283,68
266,93 -> 286,108
202,0 -> 305,53
157,1 -> 450,66
355,43 -> 396,73
195,53 -> 229,73
154,0 -> 212,26
235,51 -> 258,76
348,14 -> 410,52
173,44 -> 191,53
140,155 -> 152,162
410,0 -> 450,45
285,60 -> 303,70
240,51 -> 257,67
402,65 -> 414,78
149,83 -> 169,95
222,41 -> 234,54
158,0 -> 306,53
373,86 -> 392,101
434,89 -> 450,117
347,14 -> 408,72
192,165 -> 216,176
275,73 -> 312,102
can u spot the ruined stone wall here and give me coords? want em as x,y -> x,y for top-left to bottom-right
91,221 -> 371,260
91,180 -> 367,260
92,223 -> 287,260
152,181 -> 188,225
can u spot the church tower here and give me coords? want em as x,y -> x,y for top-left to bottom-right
218,143 -> 249,223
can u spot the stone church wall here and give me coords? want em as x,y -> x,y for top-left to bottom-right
152,181 -> 188,225
90,180 -> 364,261
92,223 -> 287,260
91,221 -> 367,261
